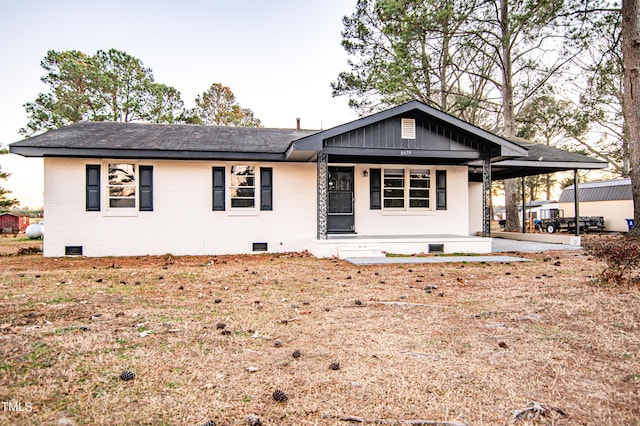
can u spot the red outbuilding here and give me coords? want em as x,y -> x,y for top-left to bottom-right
0,213 -> 29,235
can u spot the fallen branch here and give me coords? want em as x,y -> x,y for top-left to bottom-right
375,301 -> 448,308
278,317 -> 302,324
512,401 -> 567,424
17,246 -> 42,255
339,415 -> 466,425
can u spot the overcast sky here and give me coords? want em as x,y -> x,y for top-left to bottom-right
0,0 -> 359,208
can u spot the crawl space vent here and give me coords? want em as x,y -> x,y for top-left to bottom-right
65,246 -> 83,256
252,242 -> 268,252
428,244 -> 444,254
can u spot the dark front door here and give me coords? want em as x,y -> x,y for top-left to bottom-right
327,166 -> 355,233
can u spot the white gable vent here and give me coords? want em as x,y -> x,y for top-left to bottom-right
401,118 -> 416,139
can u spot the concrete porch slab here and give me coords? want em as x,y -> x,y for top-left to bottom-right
309,234 -> 493,258
491,238 -> 582,253
490,231 -> 581,245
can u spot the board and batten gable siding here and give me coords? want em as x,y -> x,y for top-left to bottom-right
324,115 -> 486,153
42,158 -> 316,257
354,165 -> 469,236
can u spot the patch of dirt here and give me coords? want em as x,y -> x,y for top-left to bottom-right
0,235 -> 43,256
0,247 -> 638,425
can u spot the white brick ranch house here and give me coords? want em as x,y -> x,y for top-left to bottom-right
9,101 -> 606,258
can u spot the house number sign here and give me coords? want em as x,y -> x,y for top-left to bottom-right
400,150 -> 412,156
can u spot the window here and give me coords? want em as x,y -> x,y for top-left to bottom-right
383,168 -> 431,210
213,166 -> 272,211
409,169 -> 430,208
86,163 -> 153,212
230,165 -> 255,208
383,168 -> 405,208
108,163 -> 136,208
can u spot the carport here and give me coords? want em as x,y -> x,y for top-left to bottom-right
468,137 -> 609,237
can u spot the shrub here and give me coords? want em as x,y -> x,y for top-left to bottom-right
583,237 -> 640,285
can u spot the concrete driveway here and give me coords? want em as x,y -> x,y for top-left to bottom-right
491,237 -> 582,253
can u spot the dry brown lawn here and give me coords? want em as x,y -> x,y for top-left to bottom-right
0,238 -> 639,425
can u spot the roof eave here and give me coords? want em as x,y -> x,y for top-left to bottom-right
493,160 -> 609,169
9,146 -> 287,161
286,133 -> 323,160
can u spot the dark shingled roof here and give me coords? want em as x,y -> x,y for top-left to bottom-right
468,137 -> 608,181
10,121 -> 319,160
559,179 -> 632,202
9,115 -> 608,178
507,138 -> 603,164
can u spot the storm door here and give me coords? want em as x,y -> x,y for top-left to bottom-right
327,166 -> 355,233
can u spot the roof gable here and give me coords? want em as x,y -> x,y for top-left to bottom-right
324,113 -> 481,152
287,100 -> 527,162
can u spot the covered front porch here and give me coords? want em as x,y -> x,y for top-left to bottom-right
287,101 -> 608,259
287,101 -> 519,258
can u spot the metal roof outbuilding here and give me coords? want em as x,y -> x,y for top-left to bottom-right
559,179 -> 632,203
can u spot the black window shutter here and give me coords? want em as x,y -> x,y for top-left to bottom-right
260,167 -> 273,211
370,168 -> 381,210
436,170 -> 447,210
139,166 -> 153,211
212,167 -> 225,211
86,164 -> 101,211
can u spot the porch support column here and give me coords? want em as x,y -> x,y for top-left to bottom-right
482,158 -> 491,237
317,153 -> 328,239
574,169 -> 580,236
522,175 -> 526,234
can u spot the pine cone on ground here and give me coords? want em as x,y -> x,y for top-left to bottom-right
248,414 -> 263,425
120,370 -> 136,381
272,389 -> 288,402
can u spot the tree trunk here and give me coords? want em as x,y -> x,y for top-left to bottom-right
440,33 -> 450,111
545,174 -> 551,200
622,0 -> 640,237
500,0 -> 521,232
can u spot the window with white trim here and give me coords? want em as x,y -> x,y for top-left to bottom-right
383,168 -> 431,210
383,168 -> 405,208
107,163 -> 136,208
230,165 -> 255,208
409,169 -> 430,208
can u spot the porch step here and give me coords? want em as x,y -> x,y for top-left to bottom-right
338,244 -> 384,258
